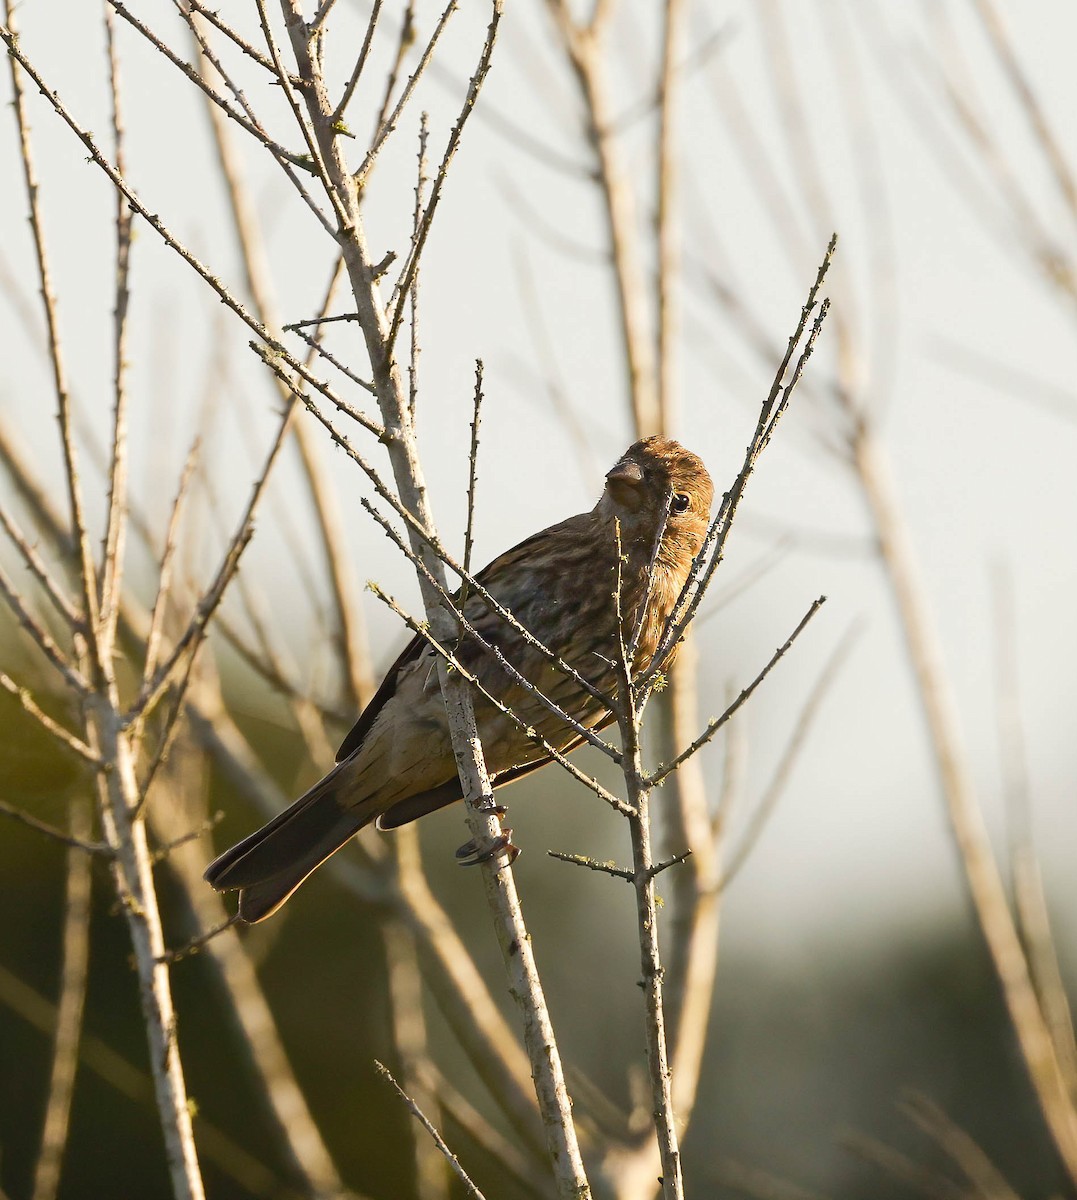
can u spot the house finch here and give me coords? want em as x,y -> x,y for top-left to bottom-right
205,436 -> 713,922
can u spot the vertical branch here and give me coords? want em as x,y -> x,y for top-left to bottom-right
89,705 -> 205,1200
275,4 -> 592,1195
546,1 -> 659,435
409,112 -> 430,423
98,5 -> 133,664
611,525 -> 683,1200
991,566 -> 1077,1099
190,23 -> 376,710
384,841 -> 450,1200
4,12 -> 205,1198
150,767 -> 349,1196
462,361 -> 484,586
31,803 -> 93,1200
850,423 -> 1077,1181
654,0 -> 686,430
652,0 -> 716,1076
4,0 -> 102,678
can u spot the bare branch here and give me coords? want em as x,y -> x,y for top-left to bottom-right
387,3 -> 502,351
97,4 -> 133,663
0,566 -> 88,695
4,0 -> 101,677
900,1092 -> 1021,1200
367,581 -> 630,815
355,2 -> 458,186
332,0 -> 382,122
547,850 -> 633,881
143,440 -> 199,688
716,619 -> 862,895
0,798 -> 110,855
0,33 -> 376,436
646,239 -> 836,680
651,595 -> 827,787
375,1061 -> 488,1200
0,506 -> 81,631
127,401 -> 299,726
461,360 -> 483,588
0,673 -> 99,765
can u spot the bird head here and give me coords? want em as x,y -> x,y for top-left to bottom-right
599,436 -> 714,558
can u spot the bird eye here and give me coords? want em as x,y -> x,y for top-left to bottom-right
671,493 -> 690,514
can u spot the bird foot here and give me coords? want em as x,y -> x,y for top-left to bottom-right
455,829 -> 520,867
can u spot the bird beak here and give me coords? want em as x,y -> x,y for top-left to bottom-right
605,459 -> 645,510
606,460 -> 643,487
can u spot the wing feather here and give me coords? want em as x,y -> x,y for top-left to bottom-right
335,521 -> 573,764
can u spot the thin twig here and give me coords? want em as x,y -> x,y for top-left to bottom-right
651,596 -> 827,787
548,848 -> 692,884
375,1061 -> 488,1200
0,507 -> 82,631
408,113 -> 430,422
367,582 -> 630,816
143,441 -> 200,688
366,1 -> 415,157
355,2 -> 458,186
387,2 -> 502,351
156,915 -> 240,965
0,673 -> 100,766
0,32 -> 381,437
716,619 -> 861,894
646,246 -> 835,681
610,519 -> 684,1200
254,343 -> 616,714
461,360 -> 484,591
548,850 -> 633,881
0,567 -> 88,695
0,799 -> 110,855
127,401 -> 299,726
184,0 -> 295,80
332,0 -> 382,122
4,0 -> 101,679
98,5 -> 133,666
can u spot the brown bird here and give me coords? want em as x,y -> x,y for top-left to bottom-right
205,436 -> 713,922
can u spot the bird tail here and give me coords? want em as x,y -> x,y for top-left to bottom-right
204,759 -> 371,924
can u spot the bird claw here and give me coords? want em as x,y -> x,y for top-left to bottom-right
455,829 -> 520,867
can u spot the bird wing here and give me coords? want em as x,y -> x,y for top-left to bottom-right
335,631 -> 423,762
334,523 -> 567,764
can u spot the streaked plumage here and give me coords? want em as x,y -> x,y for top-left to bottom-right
205,436 -> 713,922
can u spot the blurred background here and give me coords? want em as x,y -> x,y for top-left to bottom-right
1,1 -> 1076,1196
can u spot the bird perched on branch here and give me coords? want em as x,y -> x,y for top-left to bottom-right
205,436 -> 713,922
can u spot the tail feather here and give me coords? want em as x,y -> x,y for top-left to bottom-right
205,760 -> 371,923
